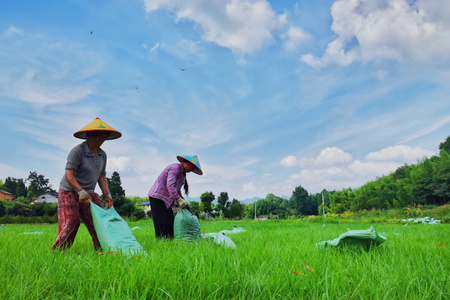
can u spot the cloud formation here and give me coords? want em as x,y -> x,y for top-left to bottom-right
143,0 -> 287,54
301,0 -> 450,68
283,144 -> 435,193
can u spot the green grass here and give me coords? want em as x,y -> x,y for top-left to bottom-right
0,220 -> 448,299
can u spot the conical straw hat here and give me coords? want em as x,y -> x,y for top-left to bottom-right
73,117 -> 122,140
177,155 -> 203,175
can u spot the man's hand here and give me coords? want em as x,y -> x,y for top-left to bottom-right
104,193 -> 113,208
77,189 -> 90,202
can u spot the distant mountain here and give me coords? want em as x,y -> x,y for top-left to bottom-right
238,197 -> 262,204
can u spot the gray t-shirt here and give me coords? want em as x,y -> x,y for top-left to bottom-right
59,141 -> 107,193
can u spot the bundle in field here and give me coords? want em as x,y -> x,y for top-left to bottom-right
316,226 -> 387,250
204,232 -> 237,249
90,201 -> 147,258
174,208 -> 202,241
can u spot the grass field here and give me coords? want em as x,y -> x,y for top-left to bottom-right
1,219 -> 448,299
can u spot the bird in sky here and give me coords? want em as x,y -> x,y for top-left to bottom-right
180,68 -> 186,71
90,31 -> 93,34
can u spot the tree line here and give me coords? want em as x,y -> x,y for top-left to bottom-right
196,136 -> 450,219
1,137 -> 449,220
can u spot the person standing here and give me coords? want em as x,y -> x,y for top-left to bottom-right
148,155 -> 203,239
52,117 -> 121,251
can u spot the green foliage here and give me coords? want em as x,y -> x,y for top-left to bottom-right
439,135 -> 450,153
200,191 -> 215,214
107,172 -> 135,217
0,201 -> 6,217
31,203 -> 57,217
217,191 -> 230,218
7,203 -> 32,217
229,199 -> 244,219
15,179 -> 27,198
26,171 -> 55,199
3,177 -> 18,195
189,200 -> 201,216
131,210 -> 146,221
289,186 -> 317,216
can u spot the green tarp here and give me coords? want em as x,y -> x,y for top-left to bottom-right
90,202 -> 147,257
402,217 -> 441,224
316,226 -> 387,249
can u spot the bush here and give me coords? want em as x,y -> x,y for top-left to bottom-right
131,210 -> 146,221
31,203 -> 57,217
0,201 -> 6,217
7,203 -> 32,217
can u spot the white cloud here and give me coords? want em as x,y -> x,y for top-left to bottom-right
150,42 -> 160,51
301,0 -> 450,68
107,156 -> 131,173
243,181 -> 257,192
0,163 -> 28,181
292,166 -> 352,182
299,147 -> 353,168
5,25 -> 24,36
287,143 -> 435,193
365,145 -> 435,163
282,26 -> 310,51
348,160 -> 401,177
281,155 -> 298,168
143,0 -> 287,54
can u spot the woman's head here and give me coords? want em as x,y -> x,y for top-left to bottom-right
177,155 -> 203,175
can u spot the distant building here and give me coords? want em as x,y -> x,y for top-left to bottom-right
0,190 -> 15,201
36,193 -> 58,203
138,200 -> 151,214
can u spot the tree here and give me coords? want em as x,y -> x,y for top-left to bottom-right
289,186 -> 315,216
439,136 -> 450,153
189,200 -> 201,216
229,199 -> 244,219
107,171 -> 134,216
0,201 -> 6,217
15,179 -> 27,198
3,177 -> 18,195
200,191 -> 215,215
26,171 -> 55,199
217,192 -> 230,218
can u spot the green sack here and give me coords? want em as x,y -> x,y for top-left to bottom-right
205,232 -> 237,249
90,201 -> 147,257
316,226 -> 387,249
174,208 -> 202,241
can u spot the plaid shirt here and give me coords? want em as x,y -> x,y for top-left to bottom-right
148,163 -> 186,208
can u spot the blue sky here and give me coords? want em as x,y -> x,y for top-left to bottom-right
1,0 -> 449,201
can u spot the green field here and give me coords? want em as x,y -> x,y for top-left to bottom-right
1,220 -> 448,299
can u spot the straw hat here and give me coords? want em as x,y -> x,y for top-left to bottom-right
177,155 -> 203,175
73,117 -> 122,140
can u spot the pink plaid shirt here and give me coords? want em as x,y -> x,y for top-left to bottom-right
148,163 -> 186,208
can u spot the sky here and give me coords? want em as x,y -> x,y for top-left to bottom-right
1,0 -> 449,201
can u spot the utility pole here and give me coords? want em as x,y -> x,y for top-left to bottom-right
322,191 -> 326,218
254,202 -> 257,220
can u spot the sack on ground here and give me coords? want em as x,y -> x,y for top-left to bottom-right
174,208 -> 202,241
316,226 -> 387,249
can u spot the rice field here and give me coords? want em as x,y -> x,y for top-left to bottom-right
0,220 -> 448,299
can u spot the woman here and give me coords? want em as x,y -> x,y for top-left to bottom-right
52,117 -> 121,251
148,155 -> 203,239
